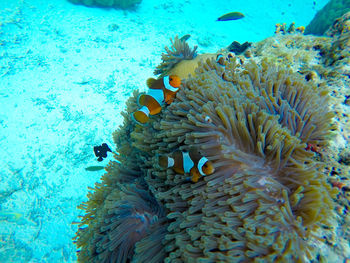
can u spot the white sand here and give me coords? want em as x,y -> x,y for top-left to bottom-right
0,0 -> 327,261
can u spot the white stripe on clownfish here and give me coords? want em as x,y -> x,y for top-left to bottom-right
138,105 -> 150,116
216,54 -> 224,62
182,151 -> 194,174
216,54 -> 226,67
197,156 -> 209,176
163,76 -> 180,92
146,88 -> 165,106
167,157 -> 175,168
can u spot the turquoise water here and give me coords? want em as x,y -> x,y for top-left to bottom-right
0,0 -> 333,262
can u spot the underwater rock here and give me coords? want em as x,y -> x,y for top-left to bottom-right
322,12 -> 350,73
326,11 -> 350,37
304,0 -> 350,35
227,40 -> 251,55
68,0 -> 142,9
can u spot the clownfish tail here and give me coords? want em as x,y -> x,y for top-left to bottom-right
146,78 -> 157,88
158,156 -> 168,169
158,155 -> 175,169
131,106 -> 150,125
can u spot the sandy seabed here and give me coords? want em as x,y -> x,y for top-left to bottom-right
0,0 -> 327,261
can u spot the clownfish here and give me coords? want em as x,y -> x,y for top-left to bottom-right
132,75 -> 181,125
158,148 -> 215,183
216,54 -> 226,66
216,53 -> 234,66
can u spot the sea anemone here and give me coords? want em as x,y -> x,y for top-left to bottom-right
75,45 -> 336,262
154,35 -> 198,77
75,181 -> 166,262
130,56 -> 336,262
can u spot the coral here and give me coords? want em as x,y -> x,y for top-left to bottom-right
67,0 -> 142,9
324,31 -> 350,67
323,12 -> 350,70
75,47 -> 338,261
167,53 -> 216,79
254,34 -> 331,71
274,22 -> 305,35
154,35 -> 198,77
326,11 -> 350,37
304,0 -> 350,36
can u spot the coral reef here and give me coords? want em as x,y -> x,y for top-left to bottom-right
73,30 -> 348,261
274,22 -> 305,34
67,0 -> 142,9
304,0 -> 350,36
73,7 -> 350,260
325,11 -> 350,37
323,12 -> 350,69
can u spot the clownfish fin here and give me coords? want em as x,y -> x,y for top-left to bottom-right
137,93 -> 147,107
158,155 -> 175,169
184,177 -> 192,182
146,78 -> 157,88
190,170 -> 201,183
131,106 -> 150,125
158,156 -> 168,169
165,94 -> 174,105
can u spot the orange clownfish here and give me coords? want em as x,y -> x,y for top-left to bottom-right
132,75 -> 181,125
216,54 -> 226,66
216,53 -> 234,66
158,148 -> 215,182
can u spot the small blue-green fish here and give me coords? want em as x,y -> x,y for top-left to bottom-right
217,12 -> 245,21
85,166 -> 105,172
180,34 -> 191,42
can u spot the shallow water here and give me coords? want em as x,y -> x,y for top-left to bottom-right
0,0 -> 331,262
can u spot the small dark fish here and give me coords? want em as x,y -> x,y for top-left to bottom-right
180,34 -> 191,42
85,166 -> 105,172
217,12 -> 245,21
93,143 -> 112,162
